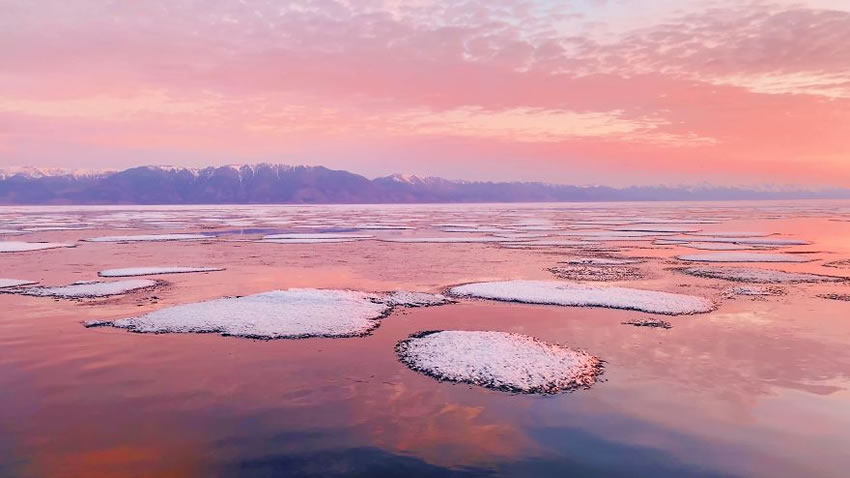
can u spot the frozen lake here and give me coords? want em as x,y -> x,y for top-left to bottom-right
2,201 -> 850,477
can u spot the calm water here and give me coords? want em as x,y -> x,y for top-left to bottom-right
1,201 -> 849,477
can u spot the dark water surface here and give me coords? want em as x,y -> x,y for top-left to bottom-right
1,202 -> 849,477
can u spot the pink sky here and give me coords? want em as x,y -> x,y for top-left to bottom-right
1,0 -> 849,186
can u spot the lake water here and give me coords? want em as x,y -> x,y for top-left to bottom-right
1,201 -> 849,477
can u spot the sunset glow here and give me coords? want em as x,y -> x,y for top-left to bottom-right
2,0 -> 849,186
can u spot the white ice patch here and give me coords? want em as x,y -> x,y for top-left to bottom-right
13,279 -> 158,298
560,257 -> 644,266
614,226 -> 702,233
503,239 -> 587,247
0,278 -> 38,289
671,236 -> 809,246
449,280 -> 714,315
0,241 -> 75,253
728,285 -> 785,296
87,288 -> 448,339
679,243 -> 768,251
395,330 -> 602,394
677,252 -> 814,263
262,233 -> 374,240
85,234 -> 212,242
377,291 -> 453,307
680,266 -> 844,283
687,231 -> 774,237
98,266 -> 224,278
380,237 -> 517,243
259,238 -> 363,244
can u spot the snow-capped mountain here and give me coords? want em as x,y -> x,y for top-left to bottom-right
0,163 -> 846,204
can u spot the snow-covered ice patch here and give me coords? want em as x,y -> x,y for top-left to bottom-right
671,236 -> 809,246
381,237 -> 516,243
87,288 -> 451,339
377,291 -> 453,307
395,330 -> 602,394
622,318 -> 672,329
98,266 -> 224,278
85,234 -> 212,242
548,265 -> 644,281
259,238 -> 363,244
503,239 -> 587,247
679,267 -> 844,283
679,243 -> 768,251
0,279 -> 38,289
727,285 -> 785,297
11,279 -> 159,298
615,226 -> 701,233
0,241 -> 75,253
560,257 -> 645,266
449,280 -> 714,315
687,231 -> 774,237
677,252 -> 814,263
262,233 -> 374,240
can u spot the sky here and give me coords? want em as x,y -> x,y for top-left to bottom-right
1,0 -> 849,187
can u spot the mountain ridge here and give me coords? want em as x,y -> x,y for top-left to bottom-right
1,163 -> 848,204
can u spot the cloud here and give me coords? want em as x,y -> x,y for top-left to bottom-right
0,0 -> 848,186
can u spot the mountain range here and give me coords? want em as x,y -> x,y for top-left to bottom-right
1,164 -> 848,204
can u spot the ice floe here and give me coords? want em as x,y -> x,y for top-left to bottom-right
98,266 -> 224,278
679,266 -> 844,283
11,279 -> 159,298
615,226 -> 701,233
547,265 -> 644,281
395,330 -> 602,394
503,239 -> 587,247
0,279 -> 38,289
449,280 -> 714,315
686,231 -> 774,237
671,236 -> 809,246
262,233 -> 374,240
679,243 -> 768,251
728,285 -> 785,297
0,241 -> 75,253
88,288 -> 451,339
377,291 -> 453,307
677,252 -> 814,263
380,237 -> 516,243
560,257 -> 645,266
259,238 -> 363,244
622,318 -> 672,329
85,234 -> 212,242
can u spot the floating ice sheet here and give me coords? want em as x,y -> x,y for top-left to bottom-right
98,266 -> 224,277
12,279 -> 159,298
560,257 -> 645,266
679,266 -> 844,283
262,233 -> 374,240
259,238 -> 363,244
677,252 -> 814,263
548,265 -> 645,281
395,330 -> 602,394
0,279 -> 38,289
0,241 -> 75,253
85,234 -> 212,242
381,237 -> 517,243
728,285 -> 785,296
88,289 -> 451,339
449,280 -> 714,315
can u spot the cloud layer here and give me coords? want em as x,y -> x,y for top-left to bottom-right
1,0 -> 848,186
